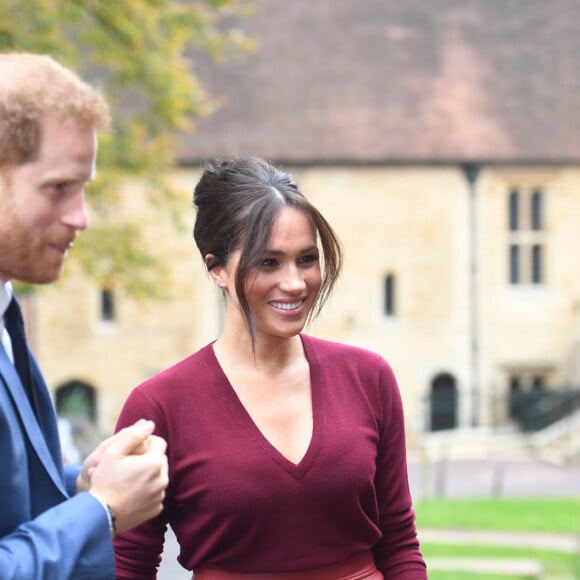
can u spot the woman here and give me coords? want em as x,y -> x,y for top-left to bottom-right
113,157 -> 427,579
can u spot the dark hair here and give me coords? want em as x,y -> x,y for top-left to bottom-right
193,156 -> 342,339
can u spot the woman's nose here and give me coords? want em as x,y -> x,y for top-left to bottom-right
279,265 -> 306,292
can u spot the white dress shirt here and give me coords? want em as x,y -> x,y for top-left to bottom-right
1,280 -> 15,363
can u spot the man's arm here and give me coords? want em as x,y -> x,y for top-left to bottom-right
0,419 -> 168,579
0,492 -> 114,580
77,419 -> 168,534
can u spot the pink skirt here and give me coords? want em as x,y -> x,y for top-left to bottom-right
194,551 -> 383,580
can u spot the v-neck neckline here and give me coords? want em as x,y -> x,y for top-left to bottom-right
208,335 -> 322,479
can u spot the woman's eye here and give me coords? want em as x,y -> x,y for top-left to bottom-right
300,254 -> 319,264
262,258 -> 278,267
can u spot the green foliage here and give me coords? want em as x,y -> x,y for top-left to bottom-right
1,0 -> 256,297
74,222 -> 168,299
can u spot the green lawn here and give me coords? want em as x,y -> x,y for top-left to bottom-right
423,574 -> 534,580
414,498 -> 580,579
415,497 -> 580,533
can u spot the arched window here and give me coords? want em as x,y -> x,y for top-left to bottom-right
429,373 -> 457,431
55,380 -> 96,421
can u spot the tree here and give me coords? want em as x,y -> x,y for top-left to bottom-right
0,0 -> 256,297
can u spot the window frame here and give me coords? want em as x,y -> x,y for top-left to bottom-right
507,187 -> 545,286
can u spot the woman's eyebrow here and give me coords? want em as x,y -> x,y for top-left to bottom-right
264,245 -> 319,255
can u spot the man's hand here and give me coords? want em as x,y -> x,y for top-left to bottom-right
76,419 -> 154,493
77,419 -> 169,533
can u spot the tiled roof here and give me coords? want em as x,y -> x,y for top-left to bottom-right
178,0 -> 580,164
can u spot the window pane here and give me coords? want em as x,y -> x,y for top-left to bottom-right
384,274 -> 395,316
532,376 -> 545,390
532,244 -> 542,284
509,190 -> 519,230
531,189 -> 543,230
509,376 -> 521,391
509,244 -> 520,284
508,376 -> 522,420
101,289 -> 115,321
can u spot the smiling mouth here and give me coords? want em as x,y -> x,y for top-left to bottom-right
269,300 -> 304,311
50,241 -> 75,253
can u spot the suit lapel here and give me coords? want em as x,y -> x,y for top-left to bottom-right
0,347 -> 67,497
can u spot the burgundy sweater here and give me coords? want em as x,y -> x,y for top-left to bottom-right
114,334 -> 426,578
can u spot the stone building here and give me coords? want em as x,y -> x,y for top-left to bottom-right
27,0 -> 580,446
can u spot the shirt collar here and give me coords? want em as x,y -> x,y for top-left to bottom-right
0,281 -> 13,319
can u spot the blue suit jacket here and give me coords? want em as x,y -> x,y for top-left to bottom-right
0,345 -> 114,579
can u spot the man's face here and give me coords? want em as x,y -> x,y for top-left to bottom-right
0,116 -> 97,284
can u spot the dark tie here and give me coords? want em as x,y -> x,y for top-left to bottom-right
4,296 -> 39,417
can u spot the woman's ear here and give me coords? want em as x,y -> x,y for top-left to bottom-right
206,254 -> 227,289
205,253 -> 216,270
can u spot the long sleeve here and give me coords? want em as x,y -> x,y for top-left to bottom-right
64,463 -> 82,497
371,362 -> 427,578
0,492 -> 114,580
0,342 -> 115,579
113,388 -> 168,579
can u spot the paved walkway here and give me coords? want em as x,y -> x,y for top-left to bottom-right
427,556 -> 544,576
408,456 -> 580,499
420,528 -> 580,552
159,531 -> 189,580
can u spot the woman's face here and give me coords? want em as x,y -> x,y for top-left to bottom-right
217,205 -> 322,341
